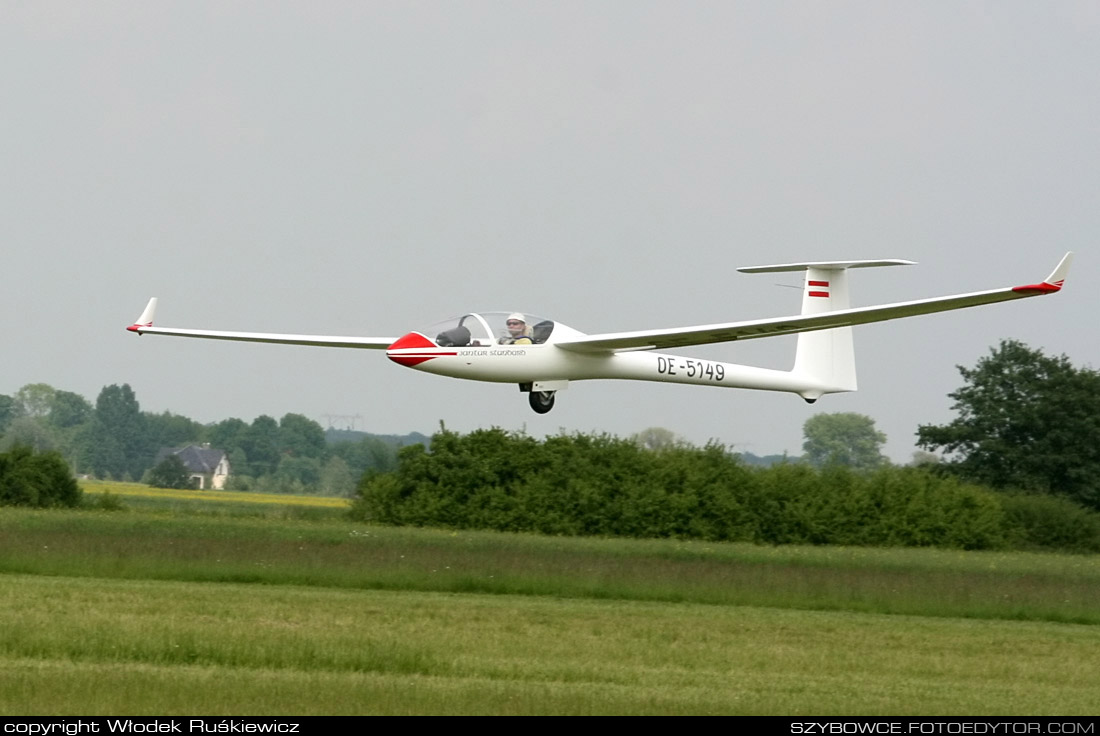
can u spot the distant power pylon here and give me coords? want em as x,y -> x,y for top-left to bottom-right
322,414 -> 363,431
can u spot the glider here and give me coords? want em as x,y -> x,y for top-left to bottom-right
127,252 -> 1073,413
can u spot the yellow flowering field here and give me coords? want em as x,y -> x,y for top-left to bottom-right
80,480 -> 350,509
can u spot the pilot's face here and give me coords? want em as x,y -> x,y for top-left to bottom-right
506,319 -> 525,336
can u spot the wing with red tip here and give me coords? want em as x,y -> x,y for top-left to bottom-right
555,252 -> 1073,354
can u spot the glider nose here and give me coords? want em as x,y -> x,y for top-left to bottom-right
386,332 -> 438,367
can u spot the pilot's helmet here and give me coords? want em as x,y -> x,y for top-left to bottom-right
506,313 -> 526,325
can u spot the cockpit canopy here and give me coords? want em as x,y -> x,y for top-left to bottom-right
418,312 -> 558,347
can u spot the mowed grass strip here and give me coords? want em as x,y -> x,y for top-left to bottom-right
2,508 -> 1099,623
2,574 -> 1099,716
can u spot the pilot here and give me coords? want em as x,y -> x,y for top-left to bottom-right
499,313 -> 533,345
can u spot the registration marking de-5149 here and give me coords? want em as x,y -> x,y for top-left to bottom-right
656,356 -> 726,382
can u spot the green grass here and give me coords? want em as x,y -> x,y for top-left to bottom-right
2,574 -> 1098,715
3,487 -> 1099,715
3,507 -> 1098,624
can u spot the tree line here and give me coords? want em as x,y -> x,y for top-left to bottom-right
0,383 -> 416,495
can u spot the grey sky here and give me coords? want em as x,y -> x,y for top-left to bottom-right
2,1 -> 1097,462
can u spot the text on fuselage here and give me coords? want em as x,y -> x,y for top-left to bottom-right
656,357 -> 725,381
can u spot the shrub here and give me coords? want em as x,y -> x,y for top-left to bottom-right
88,490 -> 126,512
147,453 -> 192,489
0,445 -> 82,508
999,492 -> 1100,553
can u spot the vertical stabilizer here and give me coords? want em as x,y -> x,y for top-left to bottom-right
736,259 -> 915,402
792,267 -> 856,399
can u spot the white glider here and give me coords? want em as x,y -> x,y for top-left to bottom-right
127,252 -> 1073,413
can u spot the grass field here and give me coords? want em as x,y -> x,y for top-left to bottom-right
2,483 -> 1098,715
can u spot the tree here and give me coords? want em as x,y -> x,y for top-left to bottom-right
329,436 -> 398,476
14,383 -> 56,419
917,340 -> 1100,510
0,394 -> 18,434
278,413 -> 326,459
48,391 -> 93,429
241,415 -> 281,477
631,427 -> 687,452
910,450 -> 940,467
145,412 -> 203,453
274,455 -> 321,491
228,448 -> 249,479
147,453 -> 193,489
205,417 -> 249,451
0,417 -> 58,453
319,455 -> 355,497
46,390 -> 94,473
86,384 -> 148,479
0,445 -> 82,508
802,413 -> 886,470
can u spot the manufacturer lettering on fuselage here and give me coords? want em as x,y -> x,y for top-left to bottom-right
458,349 -> 527,357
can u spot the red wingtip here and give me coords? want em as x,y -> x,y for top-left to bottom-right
1012,280 -> 1062,295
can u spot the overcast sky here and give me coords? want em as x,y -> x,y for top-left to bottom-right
2,1 -> 1096,461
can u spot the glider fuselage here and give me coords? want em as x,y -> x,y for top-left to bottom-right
386,334 -> 823,395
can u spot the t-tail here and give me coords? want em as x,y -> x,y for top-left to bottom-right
737,259 -> 916,402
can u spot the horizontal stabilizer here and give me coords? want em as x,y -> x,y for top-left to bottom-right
737,259 -> 915,274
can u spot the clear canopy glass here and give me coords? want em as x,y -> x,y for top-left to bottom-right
417,312 -> 557,347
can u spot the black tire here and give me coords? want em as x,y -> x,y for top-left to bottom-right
529,390 -> 555,414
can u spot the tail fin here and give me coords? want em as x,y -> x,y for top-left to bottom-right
793,266 -> 857,399
737,259 -> 915,401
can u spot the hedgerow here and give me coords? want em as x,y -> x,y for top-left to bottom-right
351,428 -> 1100,552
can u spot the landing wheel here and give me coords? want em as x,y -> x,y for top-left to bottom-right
529,390 -> 556,414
